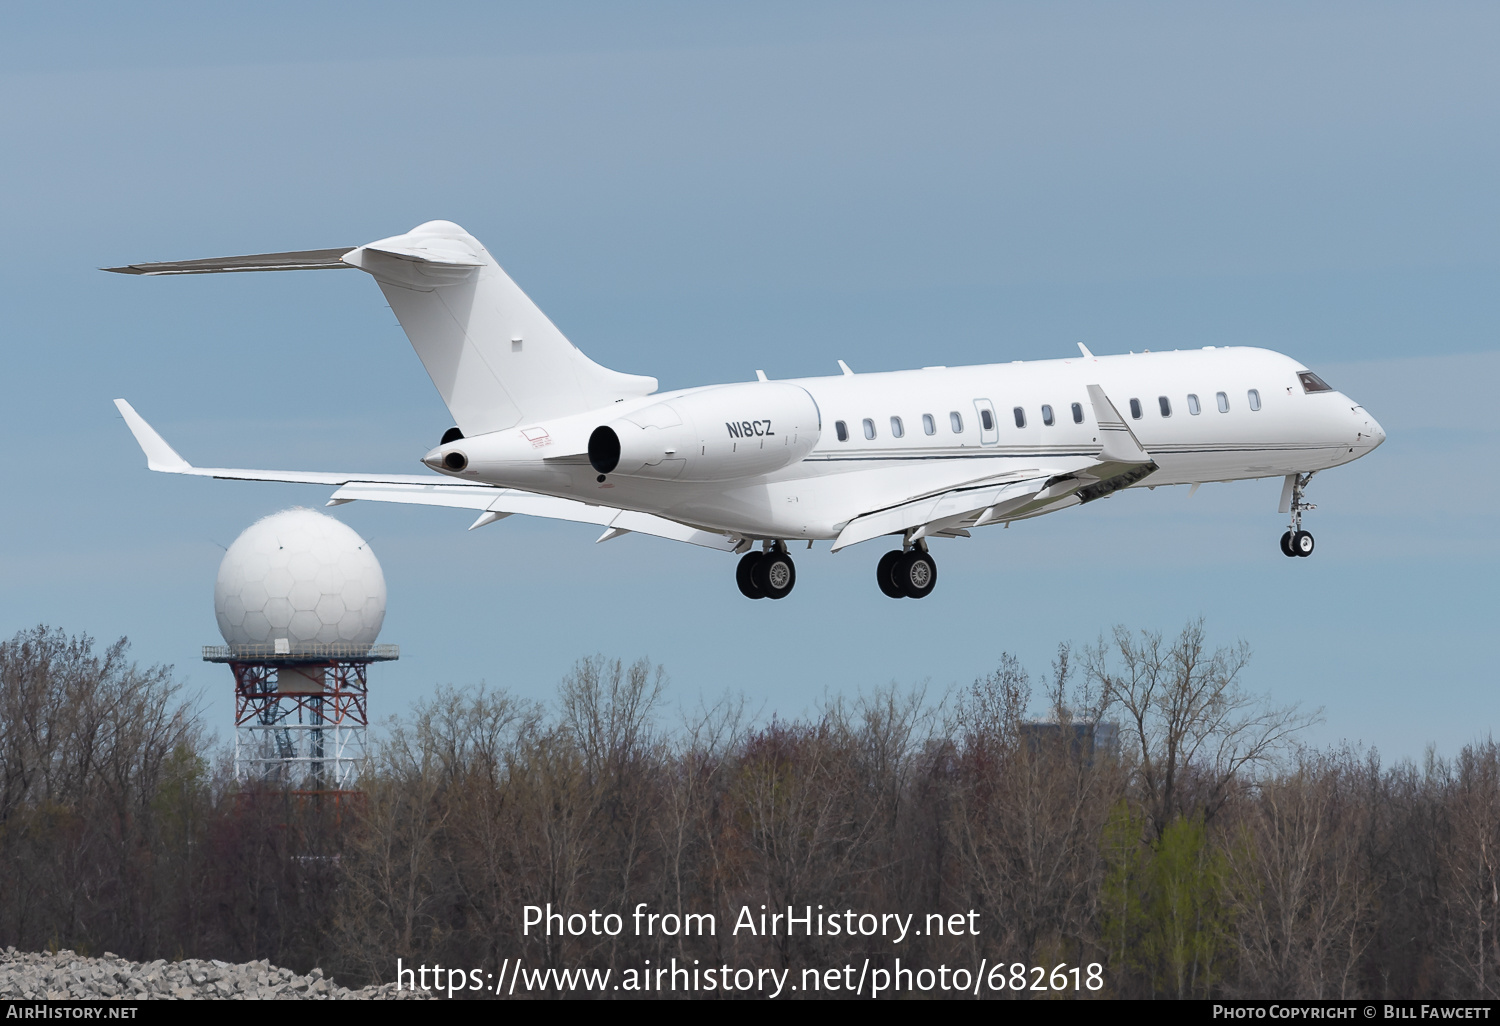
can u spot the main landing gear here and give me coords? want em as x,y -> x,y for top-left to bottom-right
877,541 -> 937,599
1280,472 -> 1317,558
737,542 -> 796,600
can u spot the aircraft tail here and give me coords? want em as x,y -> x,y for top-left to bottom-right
342,221 -> 656,435
106,220 -> 657,436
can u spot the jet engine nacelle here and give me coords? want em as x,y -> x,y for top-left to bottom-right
588,382 -> 821,482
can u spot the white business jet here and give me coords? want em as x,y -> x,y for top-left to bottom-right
110,220 -> 1384,600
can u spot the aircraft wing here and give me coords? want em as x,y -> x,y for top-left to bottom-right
114,399 -> 738,552
830,385 -> 1158,551
831,475 -> 1057,551
114,399 -> 443,486
324,481 -> 738,550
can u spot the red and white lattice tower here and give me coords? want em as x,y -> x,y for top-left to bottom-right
204,508 -> 397,796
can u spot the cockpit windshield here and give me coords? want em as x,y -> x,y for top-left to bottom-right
1298,371 -> 1333,393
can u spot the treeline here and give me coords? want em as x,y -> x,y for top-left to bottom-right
1,622 -> 1497,998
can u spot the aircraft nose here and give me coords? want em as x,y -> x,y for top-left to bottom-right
1354,406 -> 1385,453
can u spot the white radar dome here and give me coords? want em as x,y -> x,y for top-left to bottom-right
214,508 -> 386,649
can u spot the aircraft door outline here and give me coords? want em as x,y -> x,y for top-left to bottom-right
973,399 -> 998,446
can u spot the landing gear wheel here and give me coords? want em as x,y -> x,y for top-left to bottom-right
895,550 -> 937,599
877,550 -> 906,598
753,551 -> 796,599
1292,530 -> 1314,557
1280,531 -> 1296,557
736,552 -> 766,599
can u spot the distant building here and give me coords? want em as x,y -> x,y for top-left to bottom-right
1019,719 -> 1120,763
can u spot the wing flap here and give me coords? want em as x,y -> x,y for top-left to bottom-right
832,476 -> 1051,551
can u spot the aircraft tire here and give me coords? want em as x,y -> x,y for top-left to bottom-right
754,551 -> 796,599
895,551 -> 937,599
1280,531 -> 1296,557
877,550 -> 906,599
736,552 -> 767,599
1292,530 -> 1314,557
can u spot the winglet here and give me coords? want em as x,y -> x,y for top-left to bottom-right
469,510 -> 511,530
1085,385 -> 1152,464
1077,342 -> 1094,358
113,399 -> 193,473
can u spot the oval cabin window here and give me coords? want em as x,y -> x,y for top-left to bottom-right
922,414 -> 936,435
863,418 -> 876,440
835,420 -> 848,442
1187,394 -> 1200,415
1248,389 -> 1262,411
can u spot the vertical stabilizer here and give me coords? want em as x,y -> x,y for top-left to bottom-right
342,221 -> 656,435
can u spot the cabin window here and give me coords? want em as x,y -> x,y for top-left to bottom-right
1129,398 -> 1143,420
835,420 -> 848,442
1013,406 -> 1026,428
1216,391 -> 1229,413
1041,404 -> 1054,426
1248,389 -> 1262,411
1158,396 -> 1172,417
1187,394 -> 1201,415
979,409 -> 994,431
890,416 -> 904,438
863,418 -> 876,440
1071,402 -> 1084,424
922,413 -> 936,435
1298,371 -> 1333,393
950,411 -> 964,433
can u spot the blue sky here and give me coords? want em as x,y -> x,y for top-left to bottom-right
2,2 -> 1495,759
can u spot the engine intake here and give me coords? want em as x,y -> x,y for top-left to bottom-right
588,425 -> 623,475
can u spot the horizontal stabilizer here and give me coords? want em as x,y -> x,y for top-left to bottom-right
106,221 -> 661,439
103,248 -> 356,275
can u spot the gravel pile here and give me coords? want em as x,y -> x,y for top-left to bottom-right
0,948 -> 430,1000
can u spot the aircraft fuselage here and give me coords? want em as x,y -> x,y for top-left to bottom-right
426,345 -> 1383,542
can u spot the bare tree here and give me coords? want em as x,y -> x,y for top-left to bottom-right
1436,741 -> 1500,997
1087,620 -> 1319,837
1226,750 -> 1375,998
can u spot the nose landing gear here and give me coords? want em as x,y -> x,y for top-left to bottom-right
1280,472 -> 1317,558
736,542 -> 796,599
1280,529 -> 1314,557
